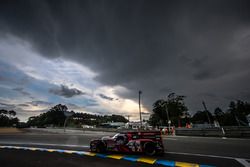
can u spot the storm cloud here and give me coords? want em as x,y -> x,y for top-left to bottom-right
49,84 -> 85,98
12,87 -> 31,96
98,93 -> 114,101
1,0 -> 250,113
27,101 -> 53,106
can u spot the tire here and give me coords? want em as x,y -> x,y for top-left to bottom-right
90,144 -> 94,152
144,142 -> 156,156
96,142 -> 106,153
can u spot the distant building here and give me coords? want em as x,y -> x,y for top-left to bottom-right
82,125 -> 94,128
99,122 -> 125,128
125,121 -> 149,130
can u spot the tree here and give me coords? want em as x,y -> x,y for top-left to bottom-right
0,114 -> 10,126
0,109 -> 19,127
149,93 -> 189,127
228,100 -> 249,126
192,110 -> 214,124
214,107 -> 224,126
0,109 -> 8,115
211,101 -> 250,126
148,113 -> 161,127
8,110 -> 16,118
27,104 -> 67,127
27,104 -> 128,127
214,107 -> 224,117
152,99 -> 168,125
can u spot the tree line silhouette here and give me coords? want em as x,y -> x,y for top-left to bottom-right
149,93 -> 250,127
1,95 -> 250,128
27,104 -> 128,127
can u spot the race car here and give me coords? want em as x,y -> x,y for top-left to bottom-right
90,131 -> 164,155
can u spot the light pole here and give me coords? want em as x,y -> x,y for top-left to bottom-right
162,99 -> 171,133
139,90 -> 142,129
127,115 -> 130,122
165,104 -> 171,133
202,101 -> 212,126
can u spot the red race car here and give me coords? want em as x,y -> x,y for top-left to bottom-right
90,131 -> 164,155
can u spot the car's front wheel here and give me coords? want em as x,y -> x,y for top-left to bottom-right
143,142 -> 156,156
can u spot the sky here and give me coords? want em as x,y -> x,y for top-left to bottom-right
0,0 -> 250,122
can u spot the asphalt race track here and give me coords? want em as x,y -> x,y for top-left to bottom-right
0,128 -> 250,167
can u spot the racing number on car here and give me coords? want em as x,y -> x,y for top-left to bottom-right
127,141 -> 135,152
135,141 -> 141,152
127,141 -> 141,152
106,140 -> 116,149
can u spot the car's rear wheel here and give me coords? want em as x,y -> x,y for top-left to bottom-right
90,144 -> 95,152
96,142 -> 106,153
144,142 -> 156,156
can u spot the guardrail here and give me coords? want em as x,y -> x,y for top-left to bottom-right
175,126 -> 250,138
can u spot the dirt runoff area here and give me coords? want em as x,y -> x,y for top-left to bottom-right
0,128 -> 24,134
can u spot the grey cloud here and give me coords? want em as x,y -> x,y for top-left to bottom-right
69,99 -> 98,108
66,102 -> 98,110
0,75 -> 8,81
12,87 -> 31,96
67,103 -> 81,108
18,103 -> 29,107
0,102 -> 15,108
85,99 -> 99,107
12,88 -> 23,91
49,85 -> 85,98
158,87 -> 171,94
193,70 -> 212,80
1,0 -> 250,113
199,93 -> 218,99
27,101 -> 53,106
98,93 -> 114,101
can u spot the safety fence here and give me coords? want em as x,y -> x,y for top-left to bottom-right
175,126 -> 250,138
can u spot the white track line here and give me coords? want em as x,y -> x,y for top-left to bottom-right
0,142 -> 89,148
166,151 -> 250,167
166,151 -> 250,160
235,158 -> 250,167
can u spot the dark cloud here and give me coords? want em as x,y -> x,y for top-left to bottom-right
193,70 -> 212,80
1,0 -> 250,113
0,75 -> 8,81
98,93 -> 114,101
12,87 -> 31,96
84,99 -> 99,107
0,102 -> 15,108
68,99 -> 98,108
0,66 -> 30,86
27,101 -> 53,106
49,85 -> 85,98
17,103 -> 29,107
12,88 -> 22,91
158,87 -> 172,94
